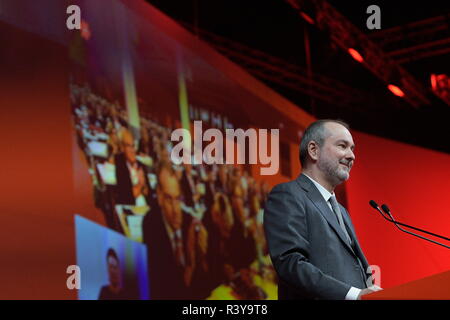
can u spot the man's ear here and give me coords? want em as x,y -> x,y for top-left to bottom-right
307,141 -> 319,162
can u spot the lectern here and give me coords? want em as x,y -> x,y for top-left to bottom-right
362,270 -> 450,300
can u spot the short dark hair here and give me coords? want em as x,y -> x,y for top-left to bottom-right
106,248 -> 119,262
299,119 -> 350,167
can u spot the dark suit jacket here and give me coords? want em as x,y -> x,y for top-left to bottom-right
263,174 -> 371,300
114,153 -> 151,206
142,203 -> 189,299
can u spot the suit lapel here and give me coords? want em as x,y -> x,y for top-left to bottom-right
296,174 -> 356,255
340,209 -> 370,269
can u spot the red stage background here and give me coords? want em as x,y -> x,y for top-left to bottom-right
348,131 -> 450,289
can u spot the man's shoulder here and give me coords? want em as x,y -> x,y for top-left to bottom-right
264,177 -> 309,217
268,176 -> 307,198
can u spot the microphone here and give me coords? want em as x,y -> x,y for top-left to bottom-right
369,200 -> 394,222
368,200 -> 378,210
380,204 -> 391,216
368,201 -> 450,249
381,204 -> 396,222
380,204 -> 450,242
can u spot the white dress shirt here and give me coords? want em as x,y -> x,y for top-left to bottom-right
303,173 -> 361,300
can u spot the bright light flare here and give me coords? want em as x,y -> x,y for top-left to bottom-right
348,48 -> 364,63
388,84 -> 405,97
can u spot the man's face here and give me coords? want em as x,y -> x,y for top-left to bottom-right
140,127 -> 149,142
157,169 -> 183,230
317,122 -> 355,185
218,165 -> 227,181
122,132 -> 136,164
107,255 -> 121,289
184,163 -> 192,175
208,169 -> 217,182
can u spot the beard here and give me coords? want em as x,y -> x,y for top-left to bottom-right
317,156 -> 351,185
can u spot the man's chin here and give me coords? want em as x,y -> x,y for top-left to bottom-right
337,170 -> 350,182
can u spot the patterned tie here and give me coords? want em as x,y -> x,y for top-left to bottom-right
329,195 -> 352,244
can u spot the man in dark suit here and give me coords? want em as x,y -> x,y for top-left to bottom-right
114,128 -> 151,206
264,119 -> 382,300
142,161 -> 189,299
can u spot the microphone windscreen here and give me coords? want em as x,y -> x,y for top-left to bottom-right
369,200 -> 379,209
381,204 -> 390,213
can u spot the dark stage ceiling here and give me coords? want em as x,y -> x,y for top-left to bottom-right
147,0 -> 450,154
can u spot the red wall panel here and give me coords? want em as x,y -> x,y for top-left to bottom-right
0,21 -> 75,299
347,131 -> 450,289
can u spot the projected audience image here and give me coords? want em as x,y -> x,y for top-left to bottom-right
70,82 -> 277,299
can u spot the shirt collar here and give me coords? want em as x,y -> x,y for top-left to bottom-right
303,173 -> 334,202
